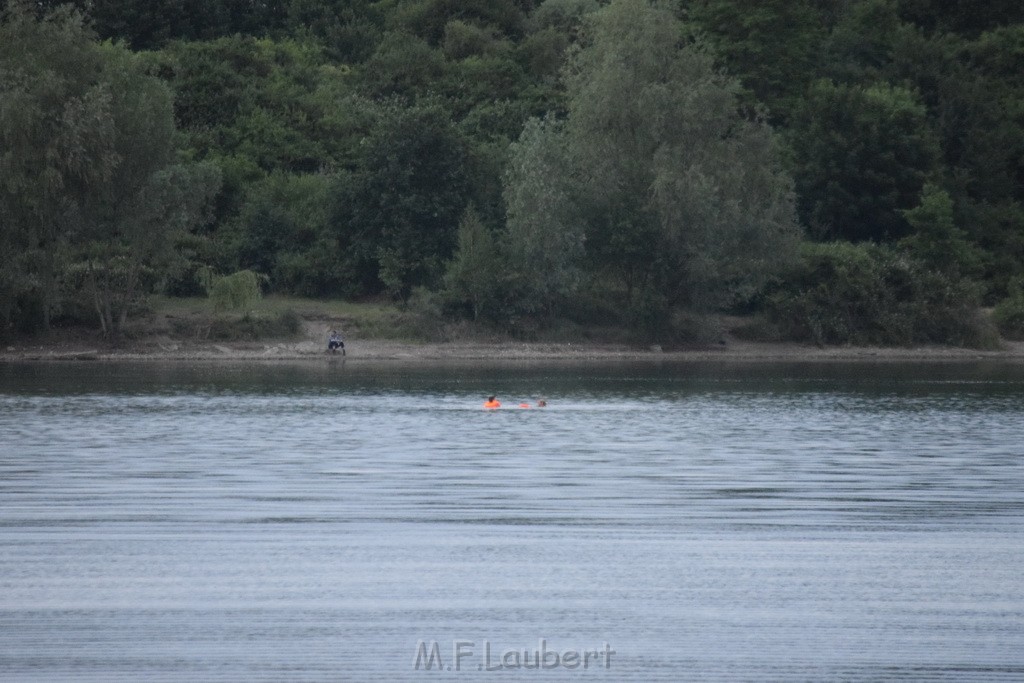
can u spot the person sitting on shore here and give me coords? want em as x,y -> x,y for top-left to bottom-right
327,330 -> 345,355
483,396 -> 501,409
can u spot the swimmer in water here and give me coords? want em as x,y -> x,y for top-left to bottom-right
483,396 -> 501,409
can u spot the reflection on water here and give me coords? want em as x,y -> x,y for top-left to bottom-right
1,361 -> 1023,681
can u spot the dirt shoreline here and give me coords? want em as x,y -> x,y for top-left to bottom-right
4,337 -> 1024,363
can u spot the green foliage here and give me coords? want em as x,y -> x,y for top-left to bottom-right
824,0 -> 908,84
961,200 -> 1024,303
329,101 -> 471,299
687,0 -> 825,121
767,242 -> 993,347
0,2 -> 219,335
955,27 -> 1024,203
160,36 -> 341,175
379,0 -> 526,45
992,278 -> 1024,340
898,0 -> 1024,37
502,116 -> 583,312
527,0 -> 598,35
208,269 -> 263,315
789,80 -> 940,241
399,287 -> 447,340
554,0 -> 801,319
6,0 -> 1024,347
225,172 -> 338,295
172,308 -> 301,341
285,0 -> 383,62
0,2 -> 116,329
444,53 -> 530,113
442,206 -> 502,321
899,184 -> 982,277
517,26 -> 570,80
8,0 -> 290,50
442,20 -> 509,59
356,31 -> 447,100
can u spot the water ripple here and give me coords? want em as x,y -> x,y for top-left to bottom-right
1,362 -> 1023,680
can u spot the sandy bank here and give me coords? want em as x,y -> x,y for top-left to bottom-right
4,336 -> 1024,363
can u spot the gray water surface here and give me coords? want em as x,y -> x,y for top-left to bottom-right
2,361 -> 1023,681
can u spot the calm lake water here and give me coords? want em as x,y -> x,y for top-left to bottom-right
2,360 -> 1023,681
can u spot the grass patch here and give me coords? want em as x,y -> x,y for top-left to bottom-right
151,295 -> 424,342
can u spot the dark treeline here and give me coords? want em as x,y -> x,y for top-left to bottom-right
2,0 -> 1023,343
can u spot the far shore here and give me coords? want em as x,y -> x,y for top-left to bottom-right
4,336 -> 1024,364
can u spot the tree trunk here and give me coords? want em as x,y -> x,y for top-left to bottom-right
103,299 -> 114,338
41,264 -> 54,331
93,290 -> 107,336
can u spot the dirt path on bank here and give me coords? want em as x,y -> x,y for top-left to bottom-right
4,331 -> 1024,364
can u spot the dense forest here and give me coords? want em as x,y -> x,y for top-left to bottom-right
2,0 -> 1023,344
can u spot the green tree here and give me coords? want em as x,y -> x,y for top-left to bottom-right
208,269 -> 262,315
503,116 -> 583,311
789,80 -> 940,241
527,0 -> 598,37
8,0 -> 291,49
228,172 -> 341,296
947,27 -> 1024,298
379,0 -> 527,45
686,0 -> 826,122
898,183 -> 980,277
897,0 -> 1024,37
823,0 -> 909,84
0,2 -> 220,334
329,101 -> 471,299
154,34 -> 356,253
70,161 -> 221,334
1,2 -> 119,330
767,241 -> 990,347
857,23 -> 1024,300
160,36 -> 339,175
284,0 -> 383,62
355,31 -> 447,100
66,45 -> 222,335
442,206 -> 504,321
532,0 -> 800,323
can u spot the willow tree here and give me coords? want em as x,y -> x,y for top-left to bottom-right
0,2 -> 117,330
504,0 -> 800,327
0,1 -> 220,335
503,115 -> 584,314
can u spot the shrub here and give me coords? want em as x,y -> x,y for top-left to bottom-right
767,242 -> 993,347
993,278 -> 1024,340
208,270 -> 262,315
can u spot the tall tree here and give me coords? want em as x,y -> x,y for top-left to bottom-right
442,205 -> 505,321
0,1 -> 220,334
329,101 -> 470,299
506,0 -> 800,323
503,116 -> 583,311
1,2 -> 118,330
69,46 -> 221,334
